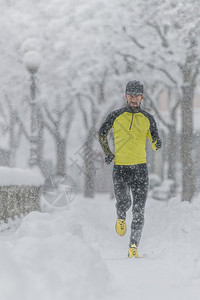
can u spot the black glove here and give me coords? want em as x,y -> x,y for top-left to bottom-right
105,154 -> 115,165
155,138 -> 162,150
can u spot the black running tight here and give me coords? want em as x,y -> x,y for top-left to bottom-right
113,164 -> 148,247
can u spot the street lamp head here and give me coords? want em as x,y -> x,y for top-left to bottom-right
24,50 -> 41,74
22,37 -> 40,54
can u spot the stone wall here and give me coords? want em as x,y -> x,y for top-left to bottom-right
0,185 -> 41,223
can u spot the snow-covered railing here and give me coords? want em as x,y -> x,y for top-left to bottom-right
0,167 -> 44,223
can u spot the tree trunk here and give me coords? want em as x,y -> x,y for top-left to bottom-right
37,122 -> 44,172
168,121 -> 177,183
84,158 -> 95,198
181,84 -> 196,202
9,126 -> 16,168
56,136 -> 66,174
84,131 -> 95,198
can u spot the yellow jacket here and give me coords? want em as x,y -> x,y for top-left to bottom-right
98,106 -> 161,165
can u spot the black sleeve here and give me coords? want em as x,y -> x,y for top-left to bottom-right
141,110 -> 162,150
148,115 -> 162,150
149,115 -> 160,143
98,112 -> 116,156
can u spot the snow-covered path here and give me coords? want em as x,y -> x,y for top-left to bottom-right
73,195 -> 200,300
0,193 -> 200,300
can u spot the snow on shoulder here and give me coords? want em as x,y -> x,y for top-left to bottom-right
0,166 -> 44,186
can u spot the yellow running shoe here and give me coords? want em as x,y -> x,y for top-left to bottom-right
128,244 -> 140,258
115,217 -> 127,236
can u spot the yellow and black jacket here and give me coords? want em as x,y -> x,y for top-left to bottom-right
98,106 -> 161,165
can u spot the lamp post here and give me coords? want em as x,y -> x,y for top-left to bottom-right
24,50 -> 41,168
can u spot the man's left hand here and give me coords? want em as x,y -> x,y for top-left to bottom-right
156,138 -> 162,150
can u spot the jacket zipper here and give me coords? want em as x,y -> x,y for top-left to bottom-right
129,113 -> 134,130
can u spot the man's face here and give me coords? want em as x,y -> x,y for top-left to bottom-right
125,94 -> 144,109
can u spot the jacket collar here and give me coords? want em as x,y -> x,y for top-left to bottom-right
125,105 -> 141,113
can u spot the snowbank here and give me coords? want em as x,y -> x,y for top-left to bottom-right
0,167 -> 44,186
0,210 -> 111,300
141,195 -> 200,286
161,197 -> 200,278
1,193 -> 200,300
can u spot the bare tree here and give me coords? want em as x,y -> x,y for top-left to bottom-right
43,99 -> 74,174
77,69 -> 116,198
0,95 -> 24,166
145,86 -> 179,183
118,0 -> 200,201
77,93 -> 100,198
180,36 -> 200,201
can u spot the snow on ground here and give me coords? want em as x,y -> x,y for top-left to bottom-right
0,193 -> 200,300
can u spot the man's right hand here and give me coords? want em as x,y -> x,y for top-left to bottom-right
105,154 -> 115,165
